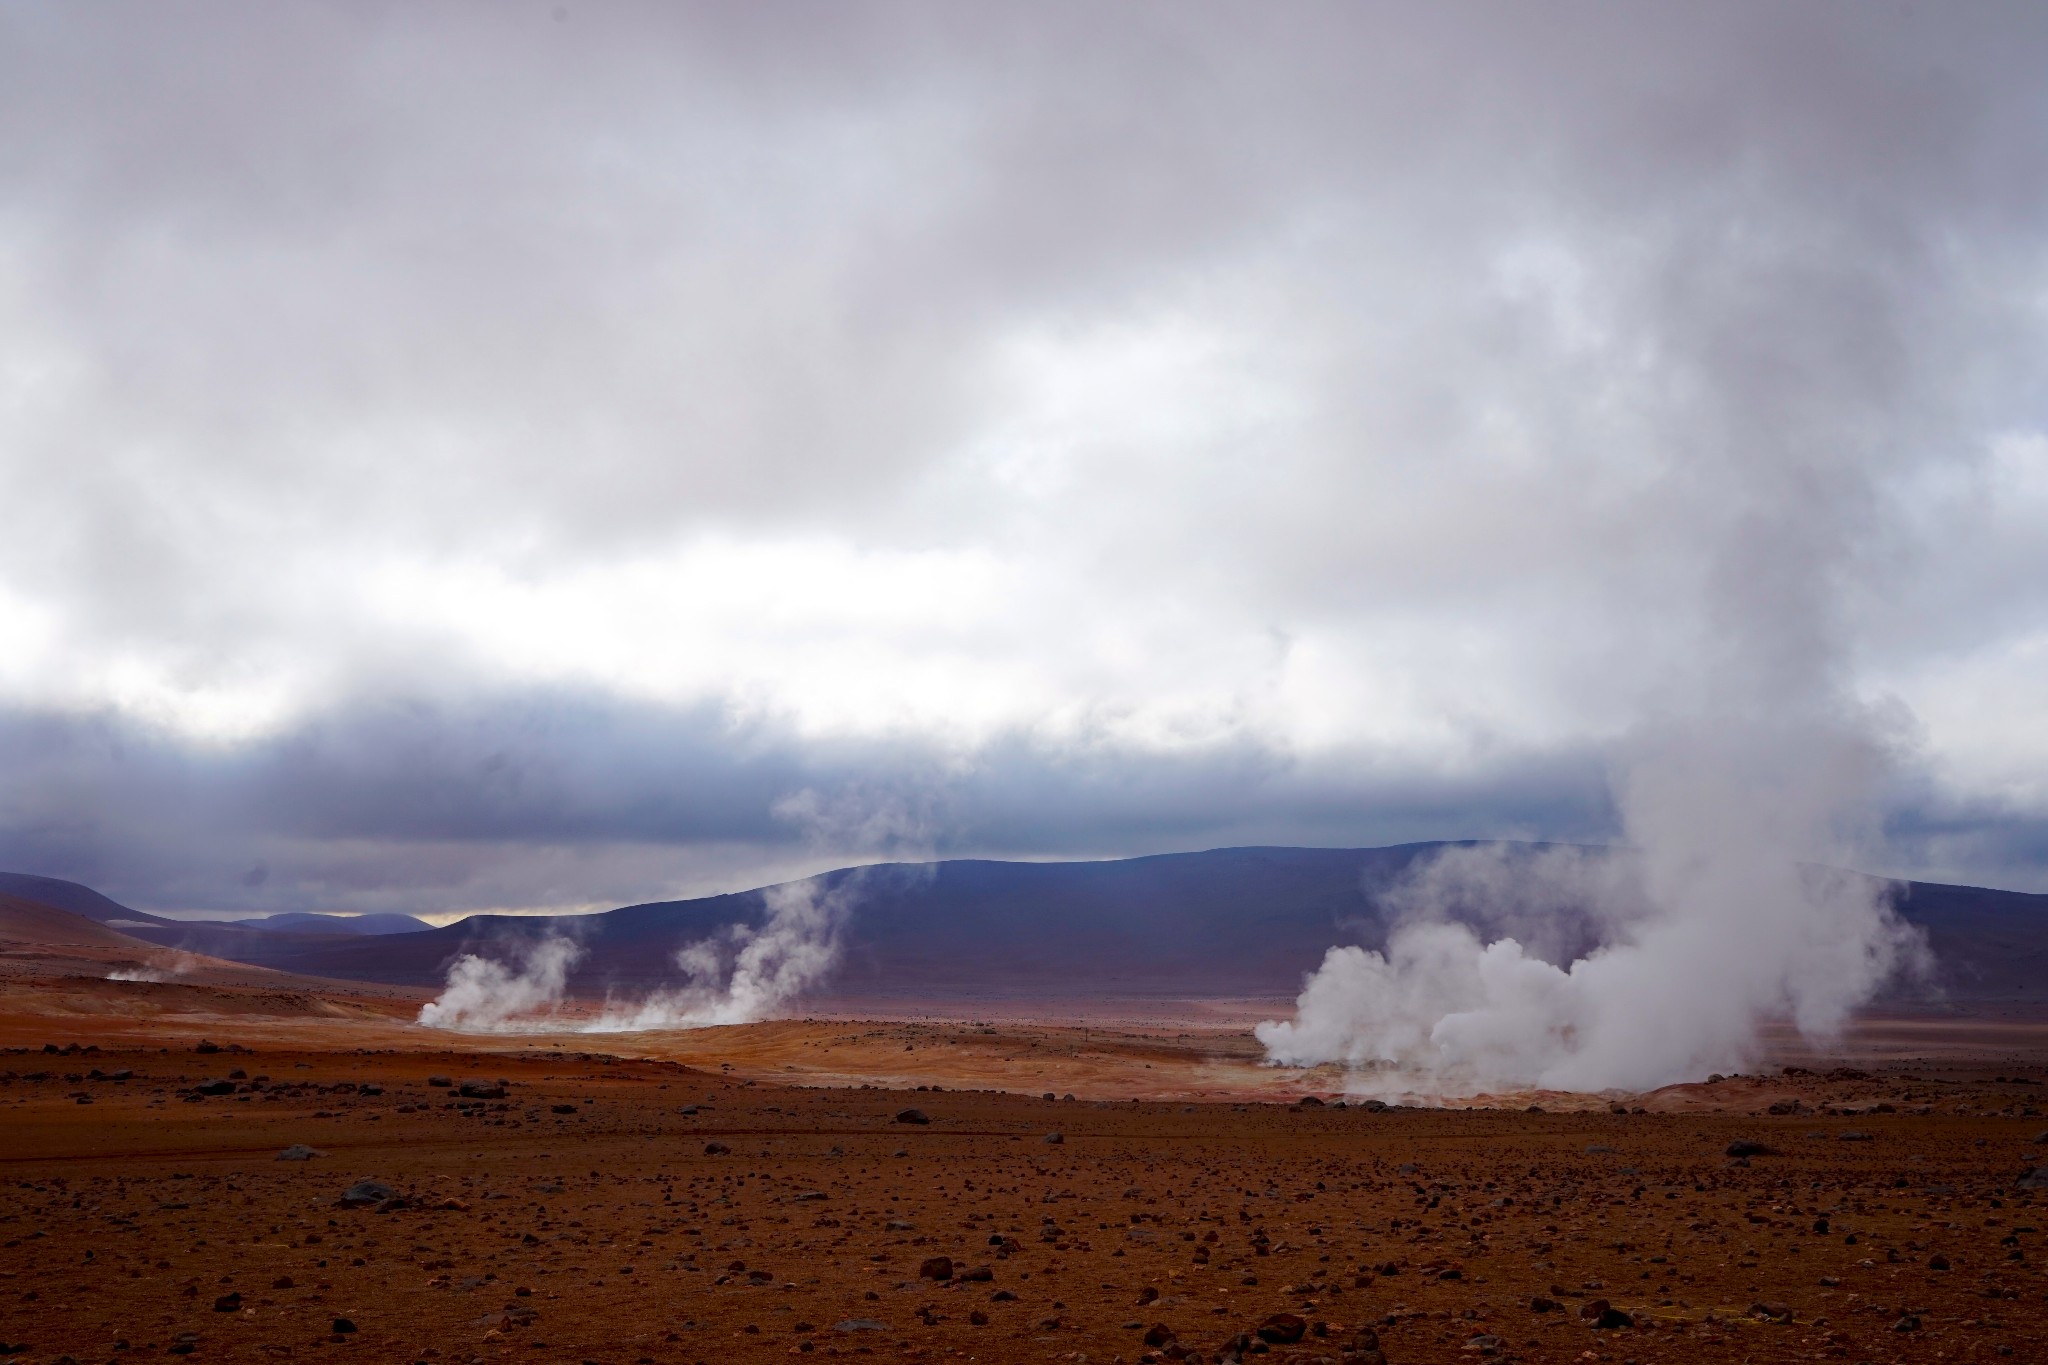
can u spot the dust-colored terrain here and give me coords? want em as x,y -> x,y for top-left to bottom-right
2,954 -> 2045,1365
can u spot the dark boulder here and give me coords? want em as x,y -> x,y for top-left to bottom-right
1256,1313 -> 1307,1344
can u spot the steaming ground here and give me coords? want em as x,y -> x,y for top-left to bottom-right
416,876 -> 862,1034
1259,842 -> 1926,1098
4,967 -> 2047,1365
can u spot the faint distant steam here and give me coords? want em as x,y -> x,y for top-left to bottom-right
107,950 -> 201,984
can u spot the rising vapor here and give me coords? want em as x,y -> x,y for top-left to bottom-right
413,872 -> 869,1033
416,934 -> 586,1032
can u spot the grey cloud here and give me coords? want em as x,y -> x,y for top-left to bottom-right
3,5 -> 2048,907
0,693 -> 1614,917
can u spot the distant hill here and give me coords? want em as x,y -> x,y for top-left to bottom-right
3,845 -> 2043,1005
0,892 -> 157,950
235,911 -> 432,936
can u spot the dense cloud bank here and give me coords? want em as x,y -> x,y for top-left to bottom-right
0,697 -> 1613,917
3,6 -> 2048,912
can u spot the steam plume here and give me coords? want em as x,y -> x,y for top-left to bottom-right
591,873 -> 863,1030
412,873 -> 868,1033
416,935 -> 585,1032
1260,639 -> 1930,1094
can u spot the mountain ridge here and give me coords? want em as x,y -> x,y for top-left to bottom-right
4,843 -> 2043,1004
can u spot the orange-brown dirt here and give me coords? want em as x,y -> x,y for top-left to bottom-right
1,960 -> 2044,1365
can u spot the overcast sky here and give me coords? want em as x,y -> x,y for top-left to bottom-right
4,3 -> 2048,919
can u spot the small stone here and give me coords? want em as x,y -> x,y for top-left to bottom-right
1143,1323 -> 1177,1347
1725,1139 -> 1773,1158
213,1291 -> 242,1312
1043,1131 -> 1064,1145
895,1108 -> 930,1125
276,1144 -> 324,1161
918,1255 -> 954,1280
330,1317 -> 357,1334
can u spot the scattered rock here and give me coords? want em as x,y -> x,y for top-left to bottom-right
833,1319 -> 887,1333
1043,1131 -> 1064,1145
704,1141 -> 731,1155
918,1255 -> 954,1280
1725,1139 -> 1774,1158
1143,1323 -> 1178,1347
1256,1312 -> 1307,1345
2015,1167 -> 2048,1190
1748,1301 -> 1795,1322
550,1103 -> 576,1114
1579,1298 -> 1631,1329
895,1108 -> 930,1125
1893,1314 -> 1922,1332
427,1075 -> 452,1087
458,1081 -> 506,1099
330,1318 -> 357,1335
1296,1095 -> 1324,1108
212,1292 -> 242,1312
276,1144 -> 325,1161
338,1179 -> 397,1208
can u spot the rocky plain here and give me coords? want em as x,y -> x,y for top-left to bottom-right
3,919 -> 2047,1365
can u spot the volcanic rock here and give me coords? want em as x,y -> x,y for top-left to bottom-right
1256,1312 -> 1307,1344
918,1255 -> 954,1280
1725,1139 -> 1774,1157
276,1144 -> 325,1161
338,1179 -> 397,1207
896,1108 -> 930,1124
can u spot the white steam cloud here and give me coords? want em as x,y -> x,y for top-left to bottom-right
413,874 -> 865,1033
1260,662 -> 1932,1093
416,935 -> 585,1031
416,786 -> 924,1032
589,875 -> 861,1030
